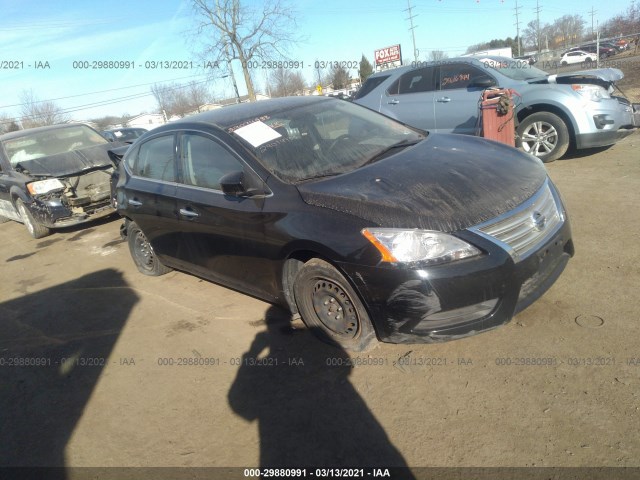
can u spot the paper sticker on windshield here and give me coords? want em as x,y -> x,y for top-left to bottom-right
114,131 -> 123,137
233,121 -> 282,147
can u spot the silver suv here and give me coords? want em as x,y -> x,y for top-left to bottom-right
354,56 -> 639,162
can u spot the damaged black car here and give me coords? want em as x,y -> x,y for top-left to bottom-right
0,124 -> 125,238
114,96 -> 574,350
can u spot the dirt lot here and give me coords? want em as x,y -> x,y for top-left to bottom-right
1,78 -> 640,479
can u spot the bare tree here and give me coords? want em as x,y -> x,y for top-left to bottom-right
19,89 -> 68,128
191,0 -> 298,102
429,50 -> 448,61
151,83 -> 175,119
269,68 -> 305,97
0,113 -> 21,134
151,81 -> 213,118
187,80 -> 213,112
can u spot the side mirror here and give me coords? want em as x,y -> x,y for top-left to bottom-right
220,171 -> 247,197
220,170 -> 269,198
470,76 -> 496,88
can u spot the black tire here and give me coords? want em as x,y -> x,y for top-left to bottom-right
15,199 -> 51,239
561,61 -> 568,66
127,221 -> 172,276
517,111 -> 570,163
293,258 -> 376,351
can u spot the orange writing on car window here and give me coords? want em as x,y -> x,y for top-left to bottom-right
442,73 -> 471,87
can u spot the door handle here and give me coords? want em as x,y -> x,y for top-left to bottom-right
128,199 -> 142,207
179,208 -> 199,219
437,97 -> 451,103
387,99 -> 399,105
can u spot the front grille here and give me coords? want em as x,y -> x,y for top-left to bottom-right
470,180 -> 564,261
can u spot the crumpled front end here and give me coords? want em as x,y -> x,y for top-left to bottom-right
27,167 -> 115,228
337,179 -> 574,343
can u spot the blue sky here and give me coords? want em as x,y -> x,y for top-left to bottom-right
0,0 -> 631,122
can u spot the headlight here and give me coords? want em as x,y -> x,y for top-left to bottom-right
572,84 -> 610,102
27,178 -> 65,195
362,228 -> 481,266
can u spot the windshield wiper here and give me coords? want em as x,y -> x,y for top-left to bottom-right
295,172 -> 342,183
360,139 -> 421,167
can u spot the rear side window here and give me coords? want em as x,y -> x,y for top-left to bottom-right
353,75 -> 390,100
133,134 -> 176,182
387,67 -> 435,95
179,134 -> 244,191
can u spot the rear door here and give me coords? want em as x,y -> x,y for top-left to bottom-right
381,66 -> 437,130
172,131 -> 272,298
122,132 -> 180,260
434,63 -> 495,134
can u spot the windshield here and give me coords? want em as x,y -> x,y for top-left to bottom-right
3,125 -> 108,166
479,57 -> 549,81
232,100 -> 425,183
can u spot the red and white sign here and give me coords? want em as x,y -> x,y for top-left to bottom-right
374,45 -> 402,66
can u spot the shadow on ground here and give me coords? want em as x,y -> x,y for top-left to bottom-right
0,269 -> 138,478
228,306 -> 415,474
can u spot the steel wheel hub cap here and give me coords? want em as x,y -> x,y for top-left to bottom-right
134,232 -> 154,268
311,280 -> 358,337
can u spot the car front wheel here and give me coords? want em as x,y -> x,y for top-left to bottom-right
293,258 -> 376,351
127,221 -> 172,276
15,199 -> 51,238
517,111 -> 570,163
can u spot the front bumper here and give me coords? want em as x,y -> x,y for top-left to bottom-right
574,99 -> 640,149
339,181 -> 574,344
28,197 -> 115,229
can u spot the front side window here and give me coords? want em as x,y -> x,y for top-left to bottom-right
353,75 -> 390,100
179,134 -> 244,190
133,134 -> 176,182
387,67 -> 435,95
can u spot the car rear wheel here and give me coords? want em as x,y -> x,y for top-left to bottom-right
15,199 -> 51,239
127,221 -> 172,276
517,111 -> 569,163
293,258 -> 376,351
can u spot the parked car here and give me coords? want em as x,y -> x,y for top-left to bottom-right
114,96 -> 574,350
567,44 -> 616,58
560,50 -> 595,66
354,56 -> 640,162
514,54 -> 538,65
0,124 -> 125,238
102,127 -> 148,143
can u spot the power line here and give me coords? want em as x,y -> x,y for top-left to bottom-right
0,74 -> 208,110
534,0 -> 542,53
514,0 -> 522,56
404,0 -> 419,62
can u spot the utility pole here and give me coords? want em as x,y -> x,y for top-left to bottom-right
589,7 -> 597,41
404,0 -> 419,63
514,0 -> 522,56
534,0 -> 542,53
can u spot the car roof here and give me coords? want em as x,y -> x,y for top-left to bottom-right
365,56 -> 512,79
0,123 -> 94,141
168,96 -> 334,130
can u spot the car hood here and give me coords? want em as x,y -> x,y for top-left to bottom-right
15,143 -> 123,177
529,68 -> 623,87
297,134 -> 548,233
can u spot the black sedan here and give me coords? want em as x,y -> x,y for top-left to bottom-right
102,127 -> 148,143
0,124 -> 125,238
114,96 -> 574,350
